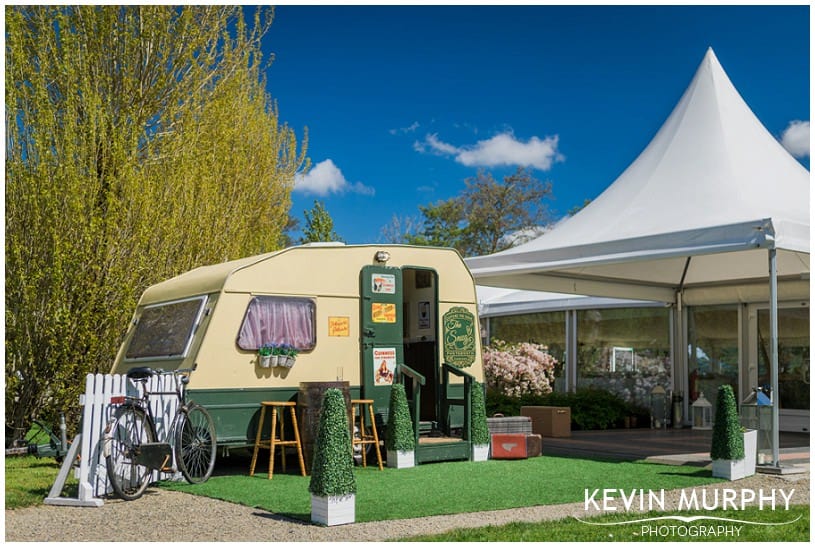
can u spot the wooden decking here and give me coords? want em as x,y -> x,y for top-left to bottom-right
418,436 -> 466,445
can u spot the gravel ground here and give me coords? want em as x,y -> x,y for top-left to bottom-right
5,470 -> 809,542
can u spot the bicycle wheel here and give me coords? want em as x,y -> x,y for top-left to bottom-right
105,405 -> 155,501
174,403 -> 216,483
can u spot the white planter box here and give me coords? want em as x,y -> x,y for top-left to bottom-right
472,443 -> 490,462
712,429 -> 757,480
742,429 -> 757,476
387,449 -> 415,469
311,494 -> 355,526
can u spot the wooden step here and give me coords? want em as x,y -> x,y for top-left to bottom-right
416,439 -> 470,464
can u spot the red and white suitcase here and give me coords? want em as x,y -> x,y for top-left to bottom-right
490,433 -> 528,459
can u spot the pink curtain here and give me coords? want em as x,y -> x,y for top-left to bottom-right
237,296 -> 316,350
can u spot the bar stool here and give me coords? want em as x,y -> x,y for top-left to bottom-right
351,399 -> 383,470
250,401 -> 306,478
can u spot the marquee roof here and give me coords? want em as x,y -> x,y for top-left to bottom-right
467,49 -> 810,304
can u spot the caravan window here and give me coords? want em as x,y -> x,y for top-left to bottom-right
237,296 -> 316,351
125,296 -> 207,360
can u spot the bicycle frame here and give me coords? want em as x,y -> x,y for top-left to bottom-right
107,368 -> 193,471
104,366 -> 216,500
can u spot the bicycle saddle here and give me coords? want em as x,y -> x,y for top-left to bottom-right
126,367 -> 154,381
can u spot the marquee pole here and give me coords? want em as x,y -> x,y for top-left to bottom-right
768,247 -> 780,467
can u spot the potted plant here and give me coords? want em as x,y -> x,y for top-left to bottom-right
309,388 -> 356,526
280,344 -> 298,368
385,383 -> 415,468
257,344 -> 274,368
470,381 -> 490,461
710,384 -> 756,480
270,344 -> 285,367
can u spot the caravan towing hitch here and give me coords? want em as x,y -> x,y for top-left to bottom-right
5,413 -> 70,462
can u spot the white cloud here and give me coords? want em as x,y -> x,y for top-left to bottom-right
416,133 -> 460,155
294,159 -> 375,197
780,120 -> 810,158
458,133 -> 564,170
389,121 -> 420,135
414,131 -> 564,171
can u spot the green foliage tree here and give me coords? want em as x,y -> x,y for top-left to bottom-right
386,383 -> 415,452
300,200 -> 343,243
406,200 -> 466,249
5,6 -> 308,438
308,389 -> 356,497
567,198 -> 593,217
401,167 -> 553,257
710,384 -> 745,460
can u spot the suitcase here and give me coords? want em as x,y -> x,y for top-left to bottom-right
490,433 -> 528,459
487,415 -> 532,435
526,433 -> 542,457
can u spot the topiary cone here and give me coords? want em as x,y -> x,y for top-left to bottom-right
710,384 -> 744,461
386,383 -> 415,452
470,381 -> 490,446
309,388 -> 356,497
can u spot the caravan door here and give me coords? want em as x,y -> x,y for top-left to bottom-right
360,265 -> 404,422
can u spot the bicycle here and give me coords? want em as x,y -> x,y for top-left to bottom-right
103,366 -> 217,500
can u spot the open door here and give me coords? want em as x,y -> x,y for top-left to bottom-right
401,268 -> 439,424
360,265 -> 404,422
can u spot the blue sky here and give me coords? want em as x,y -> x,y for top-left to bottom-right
258,4 -> 810,245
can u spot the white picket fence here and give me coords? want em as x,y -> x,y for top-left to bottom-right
44,372 -> 182,507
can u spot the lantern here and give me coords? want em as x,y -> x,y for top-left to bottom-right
740,387 -> 774,465
672,391 -> 684,429
691,392 -> 713,430
650,385 -> 668,429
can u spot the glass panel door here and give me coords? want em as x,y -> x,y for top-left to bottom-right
687,305 -> 740,417
756,306 -> 809,430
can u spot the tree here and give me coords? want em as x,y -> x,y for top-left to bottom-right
300,200 -> 343,243
5,6 -> 308,439
399,168 -> 553,257
378,214 -> 422,245
405,200 -> 466,249
280,217 -> 302,248
567,198 -> 593,217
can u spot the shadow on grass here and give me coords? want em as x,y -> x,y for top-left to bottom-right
655,469 -> 716,478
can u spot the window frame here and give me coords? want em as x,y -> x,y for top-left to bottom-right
236,295 -> 317,352
124,295 -> 208,362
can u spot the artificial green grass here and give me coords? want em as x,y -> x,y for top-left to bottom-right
165,455 -> 724,523
402,504 -> 810,542
5,455 -> 77,509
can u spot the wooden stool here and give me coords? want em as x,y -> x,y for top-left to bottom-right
250,401 -> 306,478
351,399 -> 383,470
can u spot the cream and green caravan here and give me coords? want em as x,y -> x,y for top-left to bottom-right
110,244 -> 484,464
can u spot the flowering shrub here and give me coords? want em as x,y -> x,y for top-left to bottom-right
483,340 -> 557,398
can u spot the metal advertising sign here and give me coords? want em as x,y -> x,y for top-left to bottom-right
373,347 -> 396,385
371,273 -> 396,294
442,306 -> 476,368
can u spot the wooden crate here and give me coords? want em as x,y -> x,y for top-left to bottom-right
521,406 -> 571,437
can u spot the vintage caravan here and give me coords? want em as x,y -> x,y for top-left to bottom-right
110,244 -> 484,463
